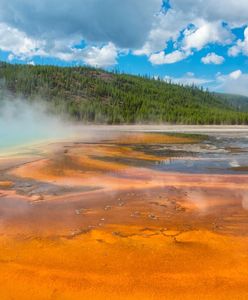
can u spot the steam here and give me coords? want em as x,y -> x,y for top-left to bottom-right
0,98 -> 75,150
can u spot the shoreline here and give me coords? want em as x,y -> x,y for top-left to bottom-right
82,124 -> 248,133
1,124 -> 248,155
1,124 -> 247,163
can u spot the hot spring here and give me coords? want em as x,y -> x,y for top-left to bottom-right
0,99 -> 75,152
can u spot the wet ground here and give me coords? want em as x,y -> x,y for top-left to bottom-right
0,129 -> 248,299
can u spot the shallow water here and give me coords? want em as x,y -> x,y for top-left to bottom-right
92,133 -> 248,174
0,126 -> 54,150
0,99 -> 75,151
132,133 -> 248,174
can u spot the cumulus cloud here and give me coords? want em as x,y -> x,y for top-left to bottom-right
0,21 -> 117,67
82,43 -> 118,67
183,21 -> 233,51
229,69 -> 242,80
149,50 -> 188,65
136,1 -> 248,64
201,52 -> 225,64
0,0 -> 247,66
215,70 -> 248,96
228,27 -> 248,57
0,0 -> 163,66
133,1 -> 242,64
0,23 -> 45,60
164,72 -> 212,86
133,9 -> 189,56
0,0 -> 161,49
170,0 -> 248,27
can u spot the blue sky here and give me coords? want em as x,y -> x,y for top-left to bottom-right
0,0 -> 248,95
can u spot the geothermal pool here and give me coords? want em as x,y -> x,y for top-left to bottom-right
0,127 -> 248,299
0,99 -> 77,152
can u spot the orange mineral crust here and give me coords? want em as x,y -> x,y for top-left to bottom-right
1,132 -> 248,299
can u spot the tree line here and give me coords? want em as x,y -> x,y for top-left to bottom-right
0,62 -> 248,124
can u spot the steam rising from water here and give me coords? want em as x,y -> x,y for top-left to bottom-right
0,98 -> 75,151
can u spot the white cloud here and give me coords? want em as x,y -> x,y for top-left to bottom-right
164,73 -> 212,86
0,0 -> 161,49
46,42 -> 118,67
0,0 -> 247,65
229,69 -> 242,79
201,52 -> 225,64
133,9 -> 189,56
0,21 -> 118,67
228,27 -> 248,57
0,0 -> 162,65
183,21 -> 233,51
170,0 -> 248,27
0,23 -> 45,59
149,50 -> 188,65
135,1 -> 247,62
165,69 -> 248,97
215,70 -> 248,96
228,45 -> 241,57
82,43 -> 118,67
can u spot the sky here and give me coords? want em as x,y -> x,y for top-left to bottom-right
0,0 -> 248,96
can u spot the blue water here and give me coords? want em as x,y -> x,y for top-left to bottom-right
0,125 -> 56,150
153,135 -> 248,174
0,100 -> 72,152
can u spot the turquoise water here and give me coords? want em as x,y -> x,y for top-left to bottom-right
0,124 -> 57,150
0,100 -> 73,152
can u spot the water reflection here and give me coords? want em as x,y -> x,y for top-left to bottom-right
152,134 -> 248,174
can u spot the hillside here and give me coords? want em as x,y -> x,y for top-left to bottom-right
217,93 -> 248,112
0,62 -> 248,124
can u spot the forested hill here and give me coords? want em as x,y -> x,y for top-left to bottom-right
0,62 -> 248,124
217,93 -> 248,112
